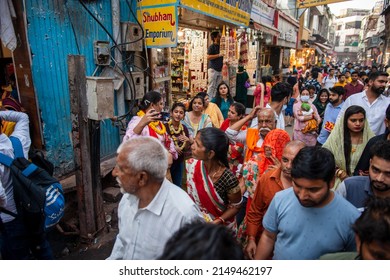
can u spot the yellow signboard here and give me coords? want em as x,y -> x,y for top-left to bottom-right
137,5 -> 178,48
137,0 -> 177,7
296,0 -> 350,9
180,0 -> 252,27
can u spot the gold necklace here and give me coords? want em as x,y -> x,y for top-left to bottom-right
137,110 -> 166,135
168,120 -> 187,151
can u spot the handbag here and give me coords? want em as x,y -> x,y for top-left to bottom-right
244,81 -> 251,88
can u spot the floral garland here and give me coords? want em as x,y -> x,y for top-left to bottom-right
168,119 -> 187,151
137,110 -> 166,135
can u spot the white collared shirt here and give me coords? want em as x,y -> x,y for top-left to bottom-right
107,179 -> 203,260
337,91 -> 390,135
0,111 -> 31,222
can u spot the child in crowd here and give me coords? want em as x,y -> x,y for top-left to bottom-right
300,98 -> 317,134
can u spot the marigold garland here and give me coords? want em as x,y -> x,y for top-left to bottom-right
137,110 -> 166,135
168,119 -> 187,151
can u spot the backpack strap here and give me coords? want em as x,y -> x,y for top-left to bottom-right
21,163 -> 38,177
0,206 -> 18,218
0,152 -> 13,167
9,136 -> 24,158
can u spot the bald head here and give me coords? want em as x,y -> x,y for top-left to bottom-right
257,108 -> 277,138
284,140 -> 306,151
281,140 -> 306,178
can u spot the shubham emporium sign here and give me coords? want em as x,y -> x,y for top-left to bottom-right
137,4 -> 178,48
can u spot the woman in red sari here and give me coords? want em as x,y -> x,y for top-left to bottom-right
186,127 -> 242,232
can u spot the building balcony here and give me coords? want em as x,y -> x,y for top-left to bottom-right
365,35 -> 383,49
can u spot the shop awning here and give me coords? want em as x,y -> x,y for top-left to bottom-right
253,22 -> 280,37
315,46 -> 324,56
314,42 -> 332,51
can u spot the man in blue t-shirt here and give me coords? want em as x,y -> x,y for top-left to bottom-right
207,31 -> 223,99
337,141 -> 390,210
255,146 -> 359,260
317,86 -> 345,145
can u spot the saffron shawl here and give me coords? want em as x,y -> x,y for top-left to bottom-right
323,114 -> 374,190
244,128 -> 263,162
243,129 -> 291,199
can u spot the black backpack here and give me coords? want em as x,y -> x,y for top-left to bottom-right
0,136 -> 65,234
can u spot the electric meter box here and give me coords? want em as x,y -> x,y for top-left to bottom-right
93,41 -> 110,66
121,22 -> 143,52
86,77 -> 114,120
125,72 -> 144,100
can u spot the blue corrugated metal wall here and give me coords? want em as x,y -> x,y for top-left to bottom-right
25,0 -> 137,175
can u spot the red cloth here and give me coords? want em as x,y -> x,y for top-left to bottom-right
191,160 -> 224,219
343,82 -> 364,100
220,119 -> 230,131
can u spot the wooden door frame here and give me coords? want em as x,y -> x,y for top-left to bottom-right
12,0 -> 43,149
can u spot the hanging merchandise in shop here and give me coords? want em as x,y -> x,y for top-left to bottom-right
171,26 -> 241,101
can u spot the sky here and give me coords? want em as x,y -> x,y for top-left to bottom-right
328,0 -> 378,15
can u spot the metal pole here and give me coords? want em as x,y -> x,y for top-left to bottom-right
256,31 -> 263,84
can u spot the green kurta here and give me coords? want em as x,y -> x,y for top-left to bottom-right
235,71 -> 250,107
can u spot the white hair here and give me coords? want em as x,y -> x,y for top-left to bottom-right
117,137 -> 168,181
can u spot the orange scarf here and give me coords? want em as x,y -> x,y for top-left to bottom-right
245,128 -> 262,161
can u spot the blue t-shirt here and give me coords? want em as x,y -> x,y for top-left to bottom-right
263,188 -> 359,260
317,101 -> 344,145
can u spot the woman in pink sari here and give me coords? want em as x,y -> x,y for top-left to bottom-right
186,127 -> 242,232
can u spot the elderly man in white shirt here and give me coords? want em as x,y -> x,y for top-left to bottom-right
107,137 -> 203,260
337,71 -> 390,135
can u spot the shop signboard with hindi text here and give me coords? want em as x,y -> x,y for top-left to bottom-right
251,0 -> 275,27
137,4 -> 178,48
180,0 -> 252,27
296,0 -> 349,9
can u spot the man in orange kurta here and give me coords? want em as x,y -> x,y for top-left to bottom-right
244,140 -> 306,259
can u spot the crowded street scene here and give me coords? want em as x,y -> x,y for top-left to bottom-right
1,0 -> 390,264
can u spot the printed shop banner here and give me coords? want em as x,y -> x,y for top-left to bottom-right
137,0 -> 177,6
180,0 -> 253,27
296,0 -> 350,8
137,5 -> 178,48
251,0 -> 275,27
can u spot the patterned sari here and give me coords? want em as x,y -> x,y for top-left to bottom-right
242,129 -> 291,201
186,158 -> 238,231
